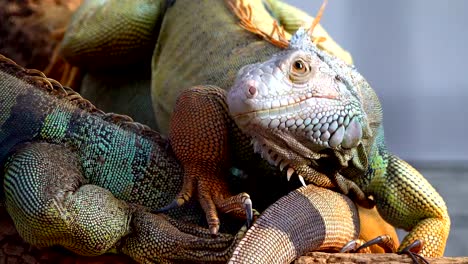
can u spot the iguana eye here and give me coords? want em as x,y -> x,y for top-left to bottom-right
290,58 -> 312,84
292,60 -> 307,73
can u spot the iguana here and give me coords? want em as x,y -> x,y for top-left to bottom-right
57,0 -> 450,257
58,0 -> 400,247
0,53 -> 378,263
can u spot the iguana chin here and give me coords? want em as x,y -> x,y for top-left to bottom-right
226,27 -> 450,257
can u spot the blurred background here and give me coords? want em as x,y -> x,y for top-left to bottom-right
286,0 -> 468,256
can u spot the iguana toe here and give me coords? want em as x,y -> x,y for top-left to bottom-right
354,234 -> 398,253
339,239 -> 368,253
197,178 -> 253,235
397,240 -> 429,264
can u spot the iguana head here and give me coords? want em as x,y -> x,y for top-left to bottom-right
227,28 -> 370,174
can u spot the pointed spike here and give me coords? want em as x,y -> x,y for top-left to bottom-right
252,140 -> 260,153
279,160 -> 288,171
267,153 -> 277,165
287,167 -> 295,181
298,175 -> 307,187
244,198 -> 253,228
308,0 -> 328,37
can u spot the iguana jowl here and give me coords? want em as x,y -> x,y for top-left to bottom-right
226,27 -> 450,257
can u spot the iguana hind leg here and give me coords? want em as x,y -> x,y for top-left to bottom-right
4,142 -> 130,256
3,142 -> 235,262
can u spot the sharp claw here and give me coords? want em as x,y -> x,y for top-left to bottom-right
355,236 -> 381,252
244,198 -> 253,228
340,240 -> 360,253
355,234 -> 396,253
279,160 -> 288,171
298,175 -> 306,186
397,240 -> 428,264
287,167 -> 294,181
398,240 -> 424,254
210,226 -> 219,236
152,199 -> 181,213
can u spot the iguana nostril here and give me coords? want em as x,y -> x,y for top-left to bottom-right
248,85 -> 257,97
245,79 -> 258,98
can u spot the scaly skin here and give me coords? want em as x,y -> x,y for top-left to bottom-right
229,184 -> 360,264
59,0 -> 400,245
0,54 -> 237,263
226,28 -> 450,257
0,54 -> 376,263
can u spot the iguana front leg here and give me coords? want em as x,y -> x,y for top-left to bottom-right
367,153 -> 450,257
163,85 -> 252,235
4,142 -> 234,263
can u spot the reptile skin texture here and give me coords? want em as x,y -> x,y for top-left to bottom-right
0,55 -> 235,263
0,52 -> 380,263
229,185 -> 360,263
54,0 -> 406,258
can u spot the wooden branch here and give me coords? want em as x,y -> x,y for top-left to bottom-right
295,252 -> 468,264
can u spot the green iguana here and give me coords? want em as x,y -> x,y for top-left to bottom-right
57,0 -> 449,257
0,54 -> 373,263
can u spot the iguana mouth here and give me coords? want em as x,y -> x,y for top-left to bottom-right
231,93 -> 340,119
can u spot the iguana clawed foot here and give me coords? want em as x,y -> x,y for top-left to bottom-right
339,239 -> 372,253
155,172 -> 253,235
122,211 -> 236,263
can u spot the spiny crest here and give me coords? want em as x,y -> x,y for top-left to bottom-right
0,54 -> 166,144
307,0 -> 328,39
289,0 -> 328,51
289,28 -> 318,51
227,0 -> 329,49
